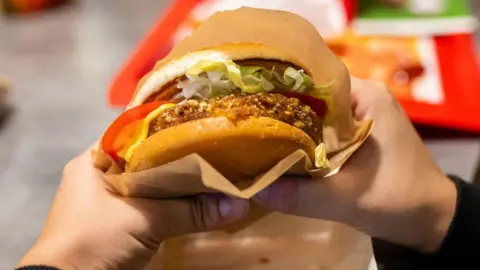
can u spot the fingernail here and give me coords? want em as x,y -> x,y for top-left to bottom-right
219,197 -> 246,219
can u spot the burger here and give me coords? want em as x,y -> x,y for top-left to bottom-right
100,7 -> 354,182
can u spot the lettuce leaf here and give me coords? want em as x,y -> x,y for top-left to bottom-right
315,142 -> 330,169
178,59 -> 335,121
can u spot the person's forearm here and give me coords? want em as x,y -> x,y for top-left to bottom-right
419,176 -> 480,268
18,237 -> 77,270
351,171 -> 457,253
16,266 -> 60,270
18,233 -> 154,270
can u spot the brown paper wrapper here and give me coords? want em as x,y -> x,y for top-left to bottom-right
92,7 -> 376,268
93,119 -> 374,269
146,214 -> 374,270
94,120 -> 372,200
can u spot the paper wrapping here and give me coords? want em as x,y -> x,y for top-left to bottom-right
93,6 -> 375,201
147,214 -> 374,270
92,8 -> 375,268
93,118 -> 373,269
94,120 -> 372,200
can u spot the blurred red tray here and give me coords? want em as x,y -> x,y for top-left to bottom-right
108,0 -> 480,132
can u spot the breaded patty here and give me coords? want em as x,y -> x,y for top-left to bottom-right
148,93 -> 322,142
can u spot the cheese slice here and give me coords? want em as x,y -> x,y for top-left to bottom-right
119,103 -> 175,162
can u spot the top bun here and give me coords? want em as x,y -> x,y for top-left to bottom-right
130,7 -> 354,139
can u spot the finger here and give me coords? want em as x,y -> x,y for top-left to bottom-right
349,77 -> 372,120
143,194 -> 250,239
88,140 -> 101,152
350,76 -> 398,120
350,76 -> 368,95
65,140 -> 101,169
253,179 -> 320,217
252,177 -> 354,223
350,91 -> 363,120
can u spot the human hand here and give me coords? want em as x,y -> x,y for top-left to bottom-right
253,77 -> 457,253
18,144 -> 249,269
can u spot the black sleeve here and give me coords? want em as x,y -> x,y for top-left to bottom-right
422,175 -> 480,268
15,266 -> 59,270
374,175 -> 480,270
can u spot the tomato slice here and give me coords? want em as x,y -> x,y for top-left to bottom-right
275,92 -> 328,119
102,101 -> 167,161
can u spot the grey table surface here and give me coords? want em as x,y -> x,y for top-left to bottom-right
0,0 -> 479,268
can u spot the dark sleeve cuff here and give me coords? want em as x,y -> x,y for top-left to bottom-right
374,175 -> 480,270
15,266 -> 60,270
421,175 -> 480,269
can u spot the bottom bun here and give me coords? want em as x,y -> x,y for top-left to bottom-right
126,117 -> 317,182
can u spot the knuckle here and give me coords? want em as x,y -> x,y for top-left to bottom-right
370,79 -> 387,90
379,92 -> 398,110
269,180 -> 307,214
190,197 -> 215,231
281,193 -> 303,213
367,83 -> 401,114
63,158 -> 78,176
283,191 -> 312,214
383,91 -> 397,105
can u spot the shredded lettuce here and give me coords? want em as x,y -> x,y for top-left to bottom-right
315,142 -> 330,169
176,60 -> 335,121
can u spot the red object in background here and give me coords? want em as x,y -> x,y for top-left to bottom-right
108,0 -> 480,133
2,0 -> 69,14
108,0 -> 199,107
406,35 -> 480,130
108,0 -> 356,107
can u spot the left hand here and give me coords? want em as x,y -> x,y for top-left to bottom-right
252,78 -> 456,253
18,143 -> 249,269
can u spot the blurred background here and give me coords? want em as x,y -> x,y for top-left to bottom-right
0,0 -> 479,269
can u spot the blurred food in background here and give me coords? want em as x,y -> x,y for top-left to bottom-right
1,0 -> 70,15
380,0 -> 446,14
165,0 -> 445,104
354,0 -> 477,36
108,0 -> 480,131
171,0 -> 349,43
380,0 -> 406,8
327,30 -> 443,104
0,75 -> 10,104
0,74 -> 14,128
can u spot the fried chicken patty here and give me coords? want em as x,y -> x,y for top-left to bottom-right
148,93 -> 322,142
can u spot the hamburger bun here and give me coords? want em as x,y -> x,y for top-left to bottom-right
101,7 -> 355,180
131,7 -> 354,139
127,117 -> 316,181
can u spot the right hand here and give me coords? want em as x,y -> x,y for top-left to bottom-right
254,77 -> 457,253
18,144 -> 249,270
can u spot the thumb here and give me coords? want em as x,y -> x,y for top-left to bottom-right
157,194 -> 250,238
252,178 -> 351,222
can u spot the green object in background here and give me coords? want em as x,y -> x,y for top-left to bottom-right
353,0 -> 478,36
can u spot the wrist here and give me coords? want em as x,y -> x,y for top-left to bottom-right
351,172 -> 457,253
418,174 -> 457,253
19,231 -> 157,270
384,172 -> 457,253
18,237 -> 79,269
